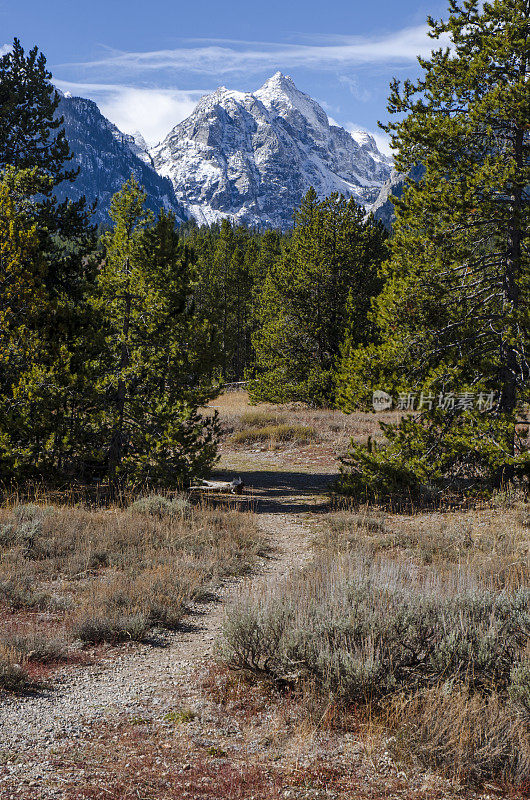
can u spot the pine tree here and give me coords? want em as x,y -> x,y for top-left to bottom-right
0,39 -> 95,294
0,40 -> 100,483
190,219 -> 257,382
337,0 -> 530,498
0,168 -> 46,478
0,166 -> 102,482
96,179 -> 219,485
251,189 -> 387,406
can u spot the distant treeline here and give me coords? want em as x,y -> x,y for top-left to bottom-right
180,192 -> 388,405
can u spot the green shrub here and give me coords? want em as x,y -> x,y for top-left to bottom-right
337,411 -> 530,505
130,494 -> 190,518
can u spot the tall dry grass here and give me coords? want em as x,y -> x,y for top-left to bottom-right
0,497 -> 266,690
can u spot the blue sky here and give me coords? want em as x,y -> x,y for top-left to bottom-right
1,0 -> 450,153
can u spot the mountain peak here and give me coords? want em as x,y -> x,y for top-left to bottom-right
255,71 -> 329,133
256,71 -> 302,105
259,71 -> 295,90
151,75 -> 393,229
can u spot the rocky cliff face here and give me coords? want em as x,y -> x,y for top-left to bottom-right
151,72 -> 393,229
56,94 -> 187,226
370,164 -> 426,229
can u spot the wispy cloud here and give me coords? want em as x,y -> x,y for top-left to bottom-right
339,75 -> 372,104
58,25 -> 447,78
55,80 -> 204,145
0,43 -> 12,57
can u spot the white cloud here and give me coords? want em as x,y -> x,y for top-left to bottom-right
60,25 -> 449,78
338,75 -> 372,103
0,43 -> 12,57
55,81 -> 203,145
98,88 -> 199,146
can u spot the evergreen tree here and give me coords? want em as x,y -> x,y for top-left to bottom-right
0,40 -> 100,484
338,0 -> 530,498
96,179 -> 219,485
190,219 -> 257,382
251,189 -> 387,406
0,167 -> 100,481
0,38 -> 95,294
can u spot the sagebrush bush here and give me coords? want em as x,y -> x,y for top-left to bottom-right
0,575 -> 48,610
222,504 -> 530,783
130,494 -> 190,518
74,612 -> 149,644
4,631 -> 69,662
222,554 -> 530,699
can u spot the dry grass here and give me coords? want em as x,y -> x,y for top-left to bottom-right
221,502 -> 530,786
0,498 -> 266,691
206,390 -> 400,455
239,410 -> 287,428
231,423 -> 317,446
318,505 -> 530,588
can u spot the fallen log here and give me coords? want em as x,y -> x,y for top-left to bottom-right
189,478 -> 244,495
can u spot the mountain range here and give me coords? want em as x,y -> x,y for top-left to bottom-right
56,74 -> 394,229
55,93 -> 187,225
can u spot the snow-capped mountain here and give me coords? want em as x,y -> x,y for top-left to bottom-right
55,94 -> 186,226
370,164 -> 426,229
125,131 -> 153,166
151,72 -> 393,229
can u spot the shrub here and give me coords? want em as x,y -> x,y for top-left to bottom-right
0,644 -> 29,692
337,411 -> 530,505
4,632 -> 68,663
0,576 -> 48,610
221,525 -> 530,784
240,411 -> 287,428
130,494 -> 190,518
222,554 -> 530,700
231,424 -> 316,446
74,612 -> 149,644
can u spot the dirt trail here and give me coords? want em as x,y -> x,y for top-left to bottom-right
0,470 -> 331,794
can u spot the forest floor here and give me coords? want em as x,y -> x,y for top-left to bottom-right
0,393 -> 524,799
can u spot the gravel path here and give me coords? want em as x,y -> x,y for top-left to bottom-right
0,477 -> 326,792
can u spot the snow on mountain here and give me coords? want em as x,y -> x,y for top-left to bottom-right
369,164 -> 426,229
55,94 -> 187,225
125,131 -> 154,166
151,72 -> 393,229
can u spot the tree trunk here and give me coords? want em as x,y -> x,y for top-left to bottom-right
498,115 -> 525,481
108,264 -> 132,481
